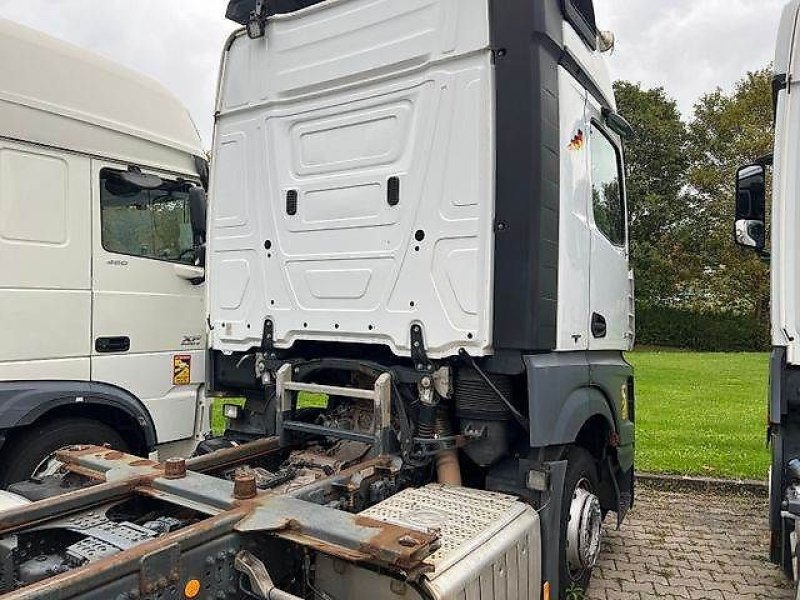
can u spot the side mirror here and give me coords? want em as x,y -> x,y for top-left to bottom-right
189,186 -> 208,240
734,164 -> 767,251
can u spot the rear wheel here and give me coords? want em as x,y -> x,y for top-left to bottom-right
0,418 -> 129,488
560,446 -> 603,599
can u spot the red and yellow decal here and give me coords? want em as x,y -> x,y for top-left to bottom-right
173,355 -> 191,385
568,129 -> 585,151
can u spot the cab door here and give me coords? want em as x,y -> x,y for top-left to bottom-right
586,100 -> 632,351
90,161 -> 206,444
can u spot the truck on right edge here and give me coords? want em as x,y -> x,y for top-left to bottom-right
735,1 -> 800,594
0,1 -> 633,599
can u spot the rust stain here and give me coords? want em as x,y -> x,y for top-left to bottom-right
278,531 -> 370,563
103,451 -> 124,460
354,515 -> 439,570
64,464 -> 107,481
55,445 -> 99,463
130,459 -> 158,467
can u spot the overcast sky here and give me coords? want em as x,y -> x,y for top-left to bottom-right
0,0 -> 787,147
602,0 -> 785,117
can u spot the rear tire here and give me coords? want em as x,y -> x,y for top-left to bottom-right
0,418 -> 129,488
560,446 -> 602,599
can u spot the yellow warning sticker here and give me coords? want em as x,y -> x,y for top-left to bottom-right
173,355 -> 191,385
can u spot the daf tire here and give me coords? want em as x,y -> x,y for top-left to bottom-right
0,418 -> 129,488
560,446 -> 603,598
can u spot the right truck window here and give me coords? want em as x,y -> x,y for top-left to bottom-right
590,124 -> 626,246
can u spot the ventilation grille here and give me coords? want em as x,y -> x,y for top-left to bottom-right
455,369 -> 514,420
360,484 -> 525,568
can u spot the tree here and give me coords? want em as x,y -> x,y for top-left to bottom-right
684,68 -> 772,322
613,81 -> 690,308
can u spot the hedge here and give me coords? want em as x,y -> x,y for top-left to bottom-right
636,306 -> 770,352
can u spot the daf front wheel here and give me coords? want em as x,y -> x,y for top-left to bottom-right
0,418 -> 129,488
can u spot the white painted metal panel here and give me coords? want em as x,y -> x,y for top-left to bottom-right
0,358 -> 89,381
556,68 -> 590,352
211,0 -> 494,359
772,0 -> 800,364
92,352 -> 204,443
0,290 -> 90,363
0,142 -> 92,365
0,144 -> 90,290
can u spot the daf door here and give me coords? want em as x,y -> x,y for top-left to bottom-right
91,162 -> 206,444
586,100 -> 632,351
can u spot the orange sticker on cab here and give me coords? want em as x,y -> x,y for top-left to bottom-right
173,355 -> 191,385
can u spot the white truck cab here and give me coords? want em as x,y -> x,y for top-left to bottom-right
0,19 -> 210,486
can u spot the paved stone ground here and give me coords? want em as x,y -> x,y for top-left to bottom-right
587,483 -> 794,599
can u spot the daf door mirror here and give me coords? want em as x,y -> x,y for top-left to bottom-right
189,186 -> 208,239
734,164 -> 767,252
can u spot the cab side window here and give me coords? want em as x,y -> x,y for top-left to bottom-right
590,125 -> 626,246
100,169 -> 199,265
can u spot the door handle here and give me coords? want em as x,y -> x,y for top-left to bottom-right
96,336 -> 131,353
591,313 -> 607,339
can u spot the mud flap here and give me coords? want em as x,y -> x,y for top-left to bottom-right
607,456 -> 632,528
538,460 -> 567,600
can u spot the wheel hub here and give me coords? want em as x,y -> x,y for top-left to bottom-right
31,449 -> 69,479
566,480 -> 603,572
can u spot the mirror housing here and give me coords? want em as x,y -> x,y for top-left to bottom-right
734,164 -> 767,252
601,107 -> 634,139
119,170 -> 163,190
189,186 -> 208,239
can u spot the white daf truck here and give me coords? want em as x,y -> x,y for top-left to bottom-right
0,2 -> 633,599
0,19 -> 210,487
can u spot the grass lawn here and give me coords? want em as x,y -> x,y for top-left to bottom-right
629,350 -> 770,481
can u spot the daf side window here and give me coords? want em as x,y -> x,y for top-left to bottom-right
100,169 -> 200,265
590,126 -> 626,246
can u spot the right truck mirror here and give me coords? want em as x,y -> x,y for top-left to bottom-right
734,164 -> 767,252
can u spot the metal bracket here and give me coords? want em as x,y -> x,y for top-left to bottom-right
262,319 -> 277,359
139,543 -> 180,597
275,365 -> 393,457
246,0 -> 269,39
234,550 -> 275,599
410,325 -> 432,373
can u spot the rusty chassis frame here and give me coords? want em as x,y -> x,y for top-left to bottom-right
0,438 -> 440,600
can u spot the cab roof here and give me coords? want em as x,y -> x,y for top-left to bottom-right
0,18 -> 204,175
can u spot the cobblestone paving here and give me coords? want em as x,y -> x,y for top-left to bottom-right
587,484 -> 794,599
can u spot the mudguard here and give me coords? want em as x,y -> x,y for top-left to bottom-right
0,381 -> 157,450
